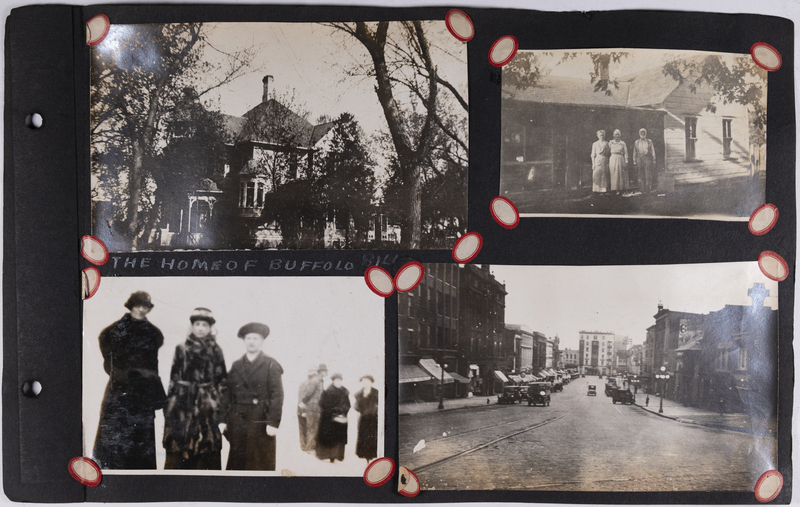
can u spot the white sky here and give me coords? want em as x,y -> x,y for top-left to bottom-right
83,276 -> 384,476
525,47 -> 750,80
490,262 -> 778,351
193,22 -> 468,136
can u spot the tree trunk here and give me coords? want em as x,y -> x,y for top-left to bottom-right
408,165 -> 422,249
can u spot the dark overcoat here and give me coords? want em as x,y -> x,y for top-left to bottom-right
93,313 -> 167,469
354,387 -> 379,460
316,385 -> 351,462
224,352 -> 284,470
163,334 -> 227,467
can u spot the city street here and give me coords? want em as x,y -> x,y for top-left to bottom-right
399,377 -> 776,491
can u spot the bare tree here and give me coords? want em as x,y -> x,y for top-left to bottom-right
324,21 -> 467,249
91,23 -> 256,248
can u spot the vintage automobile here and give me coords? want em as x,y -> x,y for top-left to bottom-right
551,382 -> 564,393
497,386 -> 524,404
587,385 -> 597,396
611,388 -> 635,405
527,383 -> 551,406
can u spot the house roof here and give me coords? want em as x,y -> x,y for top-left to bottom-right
505,55 -> 719,109
222,99 -> 334,149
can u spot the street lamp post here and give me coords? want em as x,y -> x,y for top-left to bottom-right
655,365 -> 670,414
438,362 -> 447,410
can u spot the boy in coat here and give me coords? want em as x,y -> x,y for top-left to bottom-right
223,322 -> 284,470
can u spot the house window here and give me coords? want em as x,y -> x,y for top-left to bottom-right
722,119 -> 733,158
738,348 -> 747,370
685,117 -> 698,161
716,349 -> 729,371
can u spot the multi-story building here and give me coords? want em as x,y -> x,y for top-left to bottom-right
648,304 -> 704,400
561,348 -> 580,368
578,331 -> 616,375
532,331 -> 547,371
504,324 -> 534,373
628,344 -> 644,376
696,283 -> 777,417
459,264 -> 507,396
397,263 -> 461,401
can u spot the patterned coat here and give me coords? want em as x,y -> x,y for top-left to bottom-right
93,314 -> 166,469
163,334 -> 227,461
223,352 -> 284,470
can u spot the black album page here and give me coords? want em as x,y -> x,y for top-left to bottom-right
2,2 -> 795,505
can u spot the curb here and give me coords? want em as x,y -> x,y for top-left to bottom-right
400,399 -> 500,416
634,403 -> 776,437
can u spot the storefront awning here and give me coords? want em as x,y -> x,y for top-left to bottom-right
494,370 -> 509,382
399,364 -> 435,384
448,371 -> 471,383
419,358 -> 454,383
509,375 -> 523,383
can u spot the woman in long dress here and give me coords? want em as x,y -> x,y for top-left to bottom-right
163,307 -> 227,470
316,373 -> 351,463
608,129 -> 629,194
590,130 -> 610,193
354,375 -> 379,463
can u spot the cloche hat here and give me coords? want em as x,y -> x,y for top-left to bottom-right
124,291 -> 154,310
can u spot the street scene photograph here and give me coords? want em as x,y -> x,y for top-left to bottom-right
90,21 -> 468,251
398,262 -> 778,491
83,276 -> 384,476
501,48 -> 767,219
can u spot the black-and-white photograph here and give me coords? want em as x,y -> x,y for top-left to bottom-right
501,49 -> 767,219
82,276 -> 384,476
91,22 -> 468,251
398,262 -> 778,491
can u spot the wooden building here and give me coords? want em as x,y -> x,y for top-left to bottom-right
501,55 -> 757,194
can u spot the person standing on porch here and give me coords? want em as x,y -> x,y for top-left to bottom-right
590,130 -> 610,193
634,128 -> 657,194
608,129 -> 628,195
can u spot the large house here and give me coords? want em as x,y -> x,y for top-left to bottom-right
501,55 -> 761,194
154,76 -> 400,249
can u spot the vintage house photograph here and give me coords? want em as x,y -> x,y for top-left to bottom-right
500,49 -> 767,218
90,22 -> 468,251
399,262 -> 778,491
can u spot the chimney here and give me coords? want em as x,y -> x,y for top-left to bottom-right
657,303 -> 664,312
262,75 -> 274,103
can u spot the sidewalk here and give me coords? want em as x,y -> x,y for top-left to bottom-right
399,396 -> 499,415
634,395 -> 776,437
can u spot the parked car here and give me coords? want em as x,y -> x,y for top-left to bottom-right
527,383 -> 551,406
611,388 -> 635,405
551,382 -> 564,393
498,386 -> 524,404
587,385 -> 597,396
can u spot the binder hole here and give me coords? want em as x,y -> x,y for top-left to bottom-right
25,113 -> 43,129
21,380 -> 42,397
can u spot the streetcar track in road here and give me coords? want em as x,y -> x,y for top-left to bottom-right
413,410 -> 574,474
419,410 -> 559,444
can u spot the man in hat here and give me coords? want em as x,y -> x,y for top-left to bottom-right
223,322 -> 284,470
297,364 -> 327,453
93,291 -> 167,469
634,128 -> 657,194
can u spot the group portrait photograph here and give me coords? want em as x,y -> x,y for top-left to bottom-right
82,276 -> 385,476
